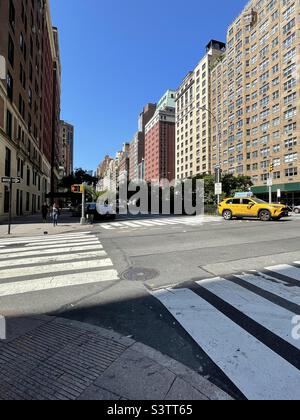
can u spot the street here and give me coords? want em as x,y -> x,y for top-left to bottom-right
0,213 -> 300,399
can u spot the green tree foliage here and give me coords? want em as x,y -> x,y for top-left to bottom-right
190,173 -> 253,204
59,168 -> 98,190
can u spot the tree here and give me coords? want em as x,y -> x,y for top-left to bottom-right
85,186 -> 107,202
190,173 -> 253,205
59,168 -> 98,190
222,174 -> 253,197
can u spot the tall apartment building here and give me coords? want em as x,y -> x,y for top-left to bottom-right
129,131 -> 144,180
175,40 -> 226,180
145,90 -> 176,182
211,0 -> 300,204
51,26 -> 62,193
60,120 -> 74,177
129,103 -> 156,180
118,142 -> 130,183
0,0 -> 60,220
97,155 -> 113,179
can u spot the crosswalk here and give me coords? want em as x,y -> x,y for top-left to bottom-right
0,232 -> 120,298
152,264 -> 300,400
99,216 -> 221,230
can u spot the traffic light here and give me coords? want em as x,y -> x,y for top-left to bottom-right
269,164 -> 274,173
215,166 -> 223,183
71,184 -> 83,193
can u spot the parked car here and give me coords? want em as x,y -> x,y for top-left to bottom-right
87,202 -> 116,220
219,196 -> 290,221
72,203 -> 116,220
293,205 -> 300,214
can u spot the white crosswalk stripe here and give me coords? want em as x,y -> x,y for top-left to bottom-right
0,232 -> 92,246
152,263 -> 300,400
0,232 -> 120,298
99,216 -> 221,231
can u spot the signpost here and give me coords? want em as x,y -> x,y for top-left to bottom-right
215,182 -> 222,196
267,175 -> 273,204
215,165 -> 222,206
277,189 -> 281,203
1,177 -> 21,235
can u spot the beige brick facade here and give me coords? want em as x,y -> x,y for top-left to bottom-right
175,41 -> 226,180
211,0 -> 300,203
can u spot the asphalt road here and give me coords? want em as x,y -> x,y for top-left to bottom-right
1,214 -> 300,399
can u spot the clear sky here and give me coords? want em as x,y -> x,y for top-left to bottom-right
50,0 -> 247,172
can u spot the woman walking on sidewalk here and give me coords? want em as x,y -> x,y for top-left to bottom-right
52,203 -> 60,227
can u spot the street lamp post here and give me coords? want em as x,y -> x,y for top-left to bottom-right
199,105 -> 222,206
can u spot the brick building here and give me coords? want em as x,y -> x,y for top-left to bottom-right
210,0 -> 300,205
60,120 -> 74,177
0,0 -> 60,220
129,103 -> 156,180
145,90 -> 176,182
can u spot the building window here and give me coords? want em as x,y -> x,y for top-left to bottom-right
27,166 -> 30,186
285,168 -> 298,177
4,187 -> 10,213
26,192 -> 30,212
6,110 -> 13,139
8,35 -> 15,67
9,0 -> 16,32
5,148 -> 11,177
6,72 -> 13,101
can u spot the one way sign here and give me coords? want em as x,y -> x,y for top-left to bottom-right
1,177 -> 21,184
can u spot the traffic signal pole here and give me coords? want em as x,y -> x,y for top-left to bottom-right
80,183 -> 86,225
269,164 -> 274,204
8,178 -> 12,235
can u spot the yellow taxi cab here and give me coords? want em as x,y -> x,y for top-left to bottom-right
218,193 -> 289,221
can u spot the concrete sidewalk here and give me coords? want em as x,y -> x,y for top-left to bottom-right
0,316 -> 232,400
0,212 -> 89,238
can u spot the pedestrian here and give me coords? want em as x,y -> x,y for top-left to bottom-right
52,203 -> 60,227
86,204 -> 94,225
41,202 -> 49,223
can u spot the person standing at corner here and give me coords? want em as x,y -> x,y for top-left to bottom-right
52,203 -> 60,227
41,202 -> 49,223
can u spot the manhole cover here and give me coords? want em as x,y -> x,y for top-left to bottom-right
121,267 -> 159,281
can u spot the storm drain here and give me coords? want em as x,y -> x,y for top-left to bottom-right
121,267 -> 159,282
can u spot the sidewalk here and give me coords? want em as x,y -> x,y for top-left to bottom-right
0,316 -> 232,400
0,212 -> 89,238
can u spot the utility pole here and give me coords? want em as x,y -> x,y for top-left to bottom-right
1,177 -> 21,235
8,178 -> 12,235
80,183 -> 86,225
268,164 -> 274,204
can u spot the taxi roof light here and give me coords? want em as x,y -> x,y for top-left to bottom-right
234,192 -> 254,198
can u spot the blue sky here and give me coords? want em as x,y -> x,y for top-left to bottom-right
50,0 -> 247,171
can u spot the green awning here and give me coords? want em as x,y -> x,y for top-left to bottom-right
252,182 -> 300,194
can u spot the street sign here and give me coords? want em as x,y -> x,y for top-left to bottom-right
277,189 -> 281,199
1,177 -> 20,184
11,178 -> 21,184
215,183 -> 222,195
1,177 -> 11,183
267,178 -> 273,187
1,177 -> 21,234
